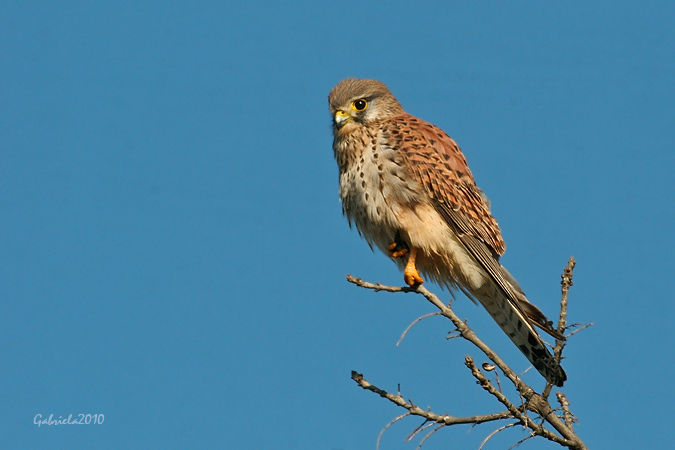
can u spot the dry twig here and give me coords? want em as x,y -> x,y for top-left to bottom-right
346,259 -> 588,449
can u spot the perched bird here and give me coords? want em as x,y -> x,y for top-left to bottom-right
329,78 -> 566,386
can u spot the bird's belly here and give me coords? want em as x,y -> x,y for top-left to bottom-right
341,167 -> 486,289
393,203 -> 487,290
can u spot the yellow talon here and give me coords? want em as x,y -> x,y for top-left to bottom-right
387,242 -> 409,258
403,247 -> 424,286
404,266 -> 424,286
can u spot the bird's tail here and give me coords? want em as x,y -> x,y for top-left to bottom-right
471,280 -> 567,387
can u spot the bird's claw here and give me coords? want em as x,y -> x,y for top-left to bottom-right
387,242 -> 409,258
404,265 -> 424,286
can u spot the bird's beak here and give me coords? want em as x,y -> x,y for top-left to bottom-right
334,110 -> 352,129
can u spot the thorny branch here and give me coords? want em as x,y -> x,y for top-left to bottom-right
347,258 -> 588,449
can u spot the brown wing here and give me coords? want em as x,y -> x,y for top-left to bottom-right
389,114 -> 564,341
388,114 -> 505,256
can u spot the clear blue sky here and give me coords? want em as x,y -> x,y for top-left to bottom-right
2,1 -> 673,449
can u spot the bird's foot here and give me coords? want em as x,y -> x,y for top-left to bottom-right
387,242 -> 409,258
403,264 -> 424,286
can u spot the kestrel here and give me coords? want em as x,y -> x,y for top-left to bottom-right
329,78 -> 566,386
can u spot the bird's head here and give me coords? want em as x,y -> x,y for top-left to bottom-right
328,78 -> 404,133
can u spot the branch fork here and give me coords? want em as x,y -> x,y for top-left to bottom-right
347,258 -> 588,449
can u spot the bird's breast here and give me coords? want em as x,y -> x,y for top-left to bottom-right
333,131 -> 486,290
335,133 -> 424,252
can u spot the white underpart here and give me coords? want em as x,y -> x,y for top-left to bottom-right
338,136 -> 487,291
395,203 -> 487,289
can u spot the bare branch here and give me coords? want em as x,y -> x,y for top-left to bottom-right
544,258 -> 576,398
346,258 -> 589,450
377,412 -> 411,450
559,257 -> 576,337
556,392 -> 574,430
351,371 -> 515,426
508,432 -> 537,449
347,275 -> 534,396
416,424 -> 445,450
565,322 -> 594,338
479,422 -> 519,450
397,312 -> 442,346
406,420 -> 436,442
465,356 -> 531,427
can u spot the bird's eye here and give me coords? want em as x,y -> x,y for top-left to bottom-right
352,99 -> 368,111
